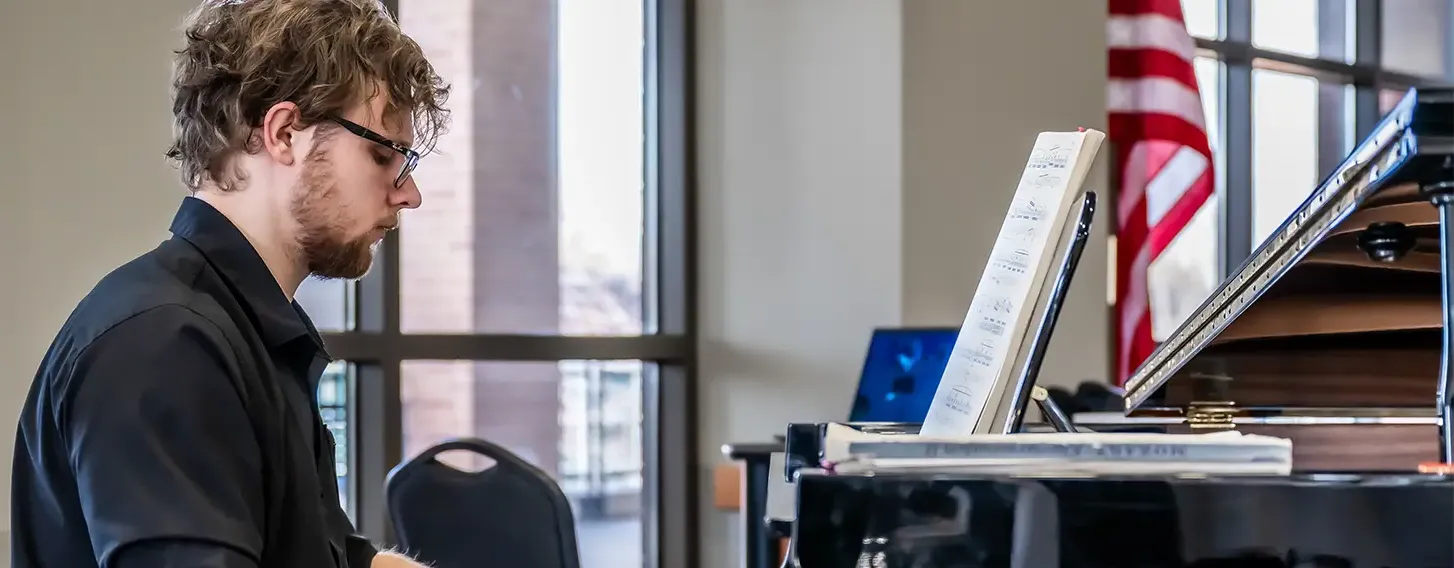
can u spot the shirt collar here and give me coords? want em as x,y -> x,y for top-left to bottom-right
169,196 -> 329,354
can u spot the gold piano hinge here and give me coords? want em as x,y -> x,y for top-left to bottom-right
1186,401 -> 1237,430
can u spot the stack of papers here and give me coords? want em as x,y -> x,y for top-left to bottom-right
822,423 -> 1292,476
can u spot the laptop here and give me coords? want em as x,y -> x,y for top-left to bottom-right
847,327 -> 959,423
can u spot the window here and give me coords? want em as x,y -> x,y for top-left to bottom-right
313,0 -> 696,567
1139,0 -> 1451,342
396,0 -> 648,337
1251,0 -> 1319,59
1381,0 -> 1452,80
1250,69 -> 1320,245
317,361 -> 354,516
297,277 -> 353,332
1181,0 -> 1220,39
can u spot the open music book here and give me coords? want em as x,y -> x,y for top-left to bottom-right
920,129 -> 1107,437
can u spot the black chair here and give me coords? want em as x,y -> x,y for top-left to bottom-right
386,438 -> 583,568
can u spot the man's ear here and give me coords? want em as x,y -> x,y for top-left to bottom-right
260,101 -> 303,166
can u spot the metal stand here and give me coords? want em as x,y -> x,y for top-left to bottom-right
1424,175 -> 1454,463
995,191 -> 1097,434
1031,386 -> 1078,433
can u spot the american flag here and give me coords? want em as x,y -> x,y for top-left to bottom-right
1108,0 -> 1215,385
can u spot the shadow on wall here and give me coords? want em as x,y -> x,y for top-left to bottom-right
698,338 -> 828,385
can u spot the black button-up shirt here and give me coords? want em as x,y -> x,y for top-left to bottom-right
11,197 -> 377,568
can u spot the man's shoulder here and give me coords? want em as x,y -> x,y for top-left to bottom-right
48,239 -> 241,368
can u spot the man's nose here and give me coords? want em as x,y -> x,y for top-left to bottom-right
393,175 -> 423,210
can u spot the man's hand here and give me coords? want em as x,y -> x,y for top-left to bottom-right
372,550 -> 428,568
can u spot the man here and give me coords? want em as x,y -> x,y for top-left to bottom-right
11,1 -> 449,566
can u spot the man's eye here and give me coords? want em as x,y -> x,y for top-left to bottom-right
373,153 -> 392,166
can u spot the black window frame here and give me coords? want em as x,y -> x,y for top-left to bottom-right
322,1 -> 699,567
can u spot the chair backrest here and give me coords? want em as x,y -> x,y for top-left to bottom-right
386,438 -> 582,568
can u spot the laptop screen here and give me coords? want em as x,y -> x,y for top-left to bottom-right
849,327 -> 959,423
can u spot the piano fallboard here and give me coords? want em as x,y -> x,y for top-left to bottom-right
791,471 -> 1454,568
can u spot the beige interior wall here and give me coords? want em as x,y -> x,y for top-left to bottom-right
693,0 -> 906,559
899,1 -> 1112,390
0,0 -> 201,554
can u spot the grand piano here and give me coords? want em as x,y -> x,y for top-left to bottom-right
779,87 -> 1454,567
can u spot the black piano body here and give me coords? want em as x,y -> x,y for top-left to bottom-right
790,470 -> 1454,568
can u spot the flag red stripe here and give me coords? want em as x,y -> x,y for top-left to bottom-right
1108,112 -> 1212,160
1109,0 -> 1184,19
1108,48 -> 1199,87
1107,0 -> 1214,385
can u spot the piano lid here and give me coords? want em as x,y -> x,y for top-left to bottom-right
1123,87 -> 1454,416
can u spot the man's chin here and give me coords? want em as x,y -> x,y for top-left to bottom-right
311,249 -> 378,280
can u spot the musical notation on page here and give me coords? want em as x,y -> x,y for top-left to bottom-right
965,340 -> 996,367
990,248 -> 1031,274
1028,145 -> 1072,170
1030,173 -> 1061,191
1007,198 -> 1046,221
941,387 -> 976,414
976,316 -> 1007,336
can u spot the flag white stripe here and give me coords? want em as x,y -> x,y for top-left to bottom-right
1144,147 -> 1208,227
1108,76 -> 1206,129
1108,13 -> 1197,61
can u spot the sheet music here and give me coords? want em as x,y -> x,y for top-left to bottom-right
920,130 -> 1104,437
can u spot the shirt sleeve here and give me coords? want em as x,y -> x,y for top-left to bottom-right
62,305 -> 265,568
345,533 -> 379,568
110,540 -> 259,568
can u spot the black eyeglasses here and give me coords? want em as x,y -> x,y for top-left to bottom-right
330,116 -> 421,188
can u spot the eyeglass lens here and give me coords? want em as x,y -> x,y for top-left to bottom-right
395,155 -> 418,188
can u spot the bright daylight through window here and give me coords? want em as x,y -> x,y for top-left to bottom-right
295,0 -> 663,566
398,0 -> 648,565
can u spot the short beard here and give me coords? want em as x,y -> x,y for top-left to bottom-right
291,145 -> 378,280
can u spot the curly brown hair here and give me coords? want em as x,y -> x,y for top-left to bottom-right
167,0 -> 450,192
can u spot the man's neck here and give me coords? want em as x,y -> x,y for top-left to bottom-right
193,192 -> 308,300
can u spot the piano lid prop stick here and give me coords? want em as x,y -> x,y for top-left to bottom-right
1030,386 -> 1078,433
1421,164 -> 1454,463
